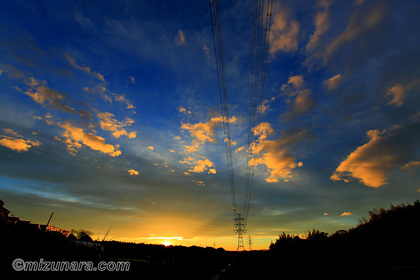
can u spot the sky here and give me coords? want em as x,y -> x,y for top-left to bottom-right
0,0 -> 419,250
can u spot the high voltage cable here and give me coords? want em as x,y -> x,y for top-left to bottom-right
208,0 -> 273,250
243,0 -> 273,222
209,0 -> 237,216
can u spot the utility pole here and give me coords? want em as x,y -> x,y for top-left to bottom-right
234,213 -> 246,251
248,235 -> 253,250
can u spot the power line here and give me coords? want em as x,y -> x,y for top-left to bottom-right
208,0 -> 237,217
243,0 -> 273,223
208,0 -> 273,251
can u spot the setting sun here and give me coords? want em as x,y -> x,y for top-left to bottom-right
162,241 -> 171,247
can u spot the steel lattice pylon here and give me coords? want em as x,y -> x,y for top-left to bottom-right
234,213 -> 246,251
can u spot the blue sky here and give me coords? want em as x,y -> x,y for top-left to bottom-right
1,0 -> 419,250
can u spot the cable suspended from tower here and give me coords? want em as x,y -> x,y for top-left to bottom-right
243,0 -> 273,224
208,0 -> 237,217
208,0 -> 273,251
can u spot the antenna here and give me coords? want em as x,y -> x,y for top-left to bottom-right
102,225 -> 111,242
46,212 -> 54,226
248,235 -> 253,250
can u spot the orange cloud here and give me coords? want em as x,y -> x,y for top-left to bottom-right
0,134 -> 40,152
341,212 -> 352,216
325,2 -> 387,59
324,74 -> 343,90
283,89 -> 317,119
175,29 -> 186,46
2,128 -> 21,137
281,75 -> 316,119
331,120 -> 420,188
180,156 -> 216,174
386,80 -> 420,107
306,0 -> 332,52
127,169 -> 139,176
97,112 -> 136,139
65,53 -> 105,82
331,129 -> 390,188
401,161 -> 420,171
181,116 -> 236,145
251,122 -> 310,183
23,79 -> 75,113
60,122 -> 121,157
269,3 -> 299,53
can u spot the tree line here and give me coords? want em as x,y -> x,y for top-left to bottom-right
269,200 -> 420,276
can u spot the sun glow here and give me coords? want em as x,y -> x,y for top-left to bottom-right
162,241 -> 171,247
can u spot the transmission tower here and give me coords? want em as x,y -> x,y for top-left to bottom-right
248,235 -> 253,250
234,213 -> 246,251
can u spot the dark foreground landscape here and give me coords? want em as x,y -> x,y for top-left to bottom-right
1,200 -> 420,278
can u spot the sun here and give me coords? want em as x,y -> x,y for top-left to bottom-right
162,241 -> 171,247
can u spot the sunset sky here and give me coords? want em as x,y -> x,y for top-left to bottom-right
1,0 -> 419,250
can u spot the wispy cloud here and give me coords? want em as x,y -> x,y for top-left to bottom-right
270,3 -> 299,53
385,79 -> 420,107
306,0 -> 333,52
65,53 -> 105,82
21,77 -> 75,113
323,74 -> 343,91
175,29 -> 187,46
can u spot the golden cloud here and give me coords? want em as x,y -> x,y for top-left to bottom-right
0,134 -> 40,152
23,79 -> 75,113
97,112 -> 136,139
324,74 -> 343,90
180,156 -> 216,174
269,3 -> 299,53
127,169 -> 139,176
306,0 -> 332,52
60,122 -> 121,157
175,29 -> 186,46
250,123 -> 309,183
181,116 -> 236,145
341,212 -> 352,216
65,53 -> 105,82
331,120 -> 420,188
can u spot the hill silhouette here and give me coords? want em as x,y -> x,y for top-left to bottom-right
268,200 -> 420,277
1,199 -> 419,277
